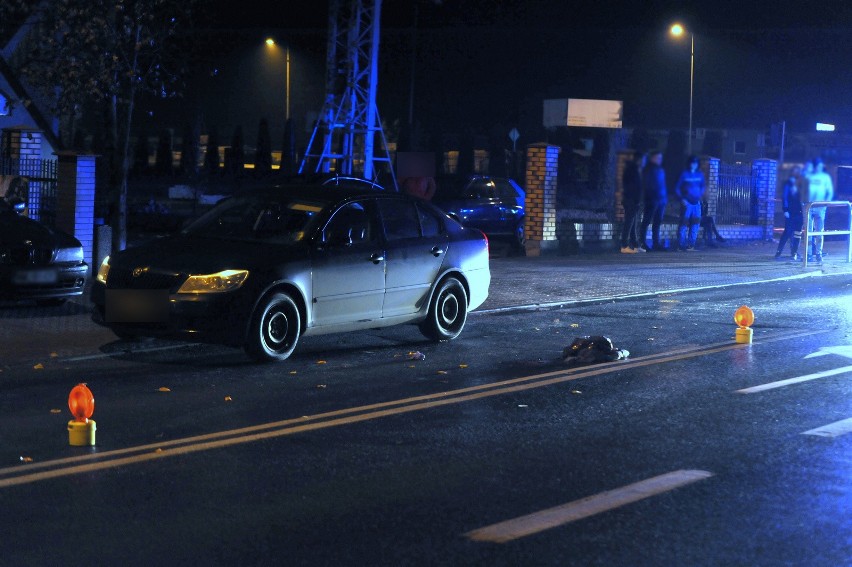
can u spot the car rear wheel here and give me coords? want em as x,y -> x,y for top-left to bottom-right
515,219 -> 526,250
419,277 -> 468,341
245,292 -> 301,362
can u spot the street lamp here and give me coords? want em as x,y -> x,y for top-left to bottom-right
266,37 -> 294,172
670,23 -> 694,155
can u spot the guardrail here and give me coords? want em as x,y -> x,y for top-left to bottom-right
800,201 -> 852,268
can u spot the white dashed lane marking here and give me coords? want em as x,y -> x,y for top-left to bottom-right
734,365 -> 852,394
464,470 -> 714,543
802,417 -> 852,438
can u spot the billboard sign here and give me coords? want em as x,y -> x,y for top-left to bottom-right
543,98 -> 623,129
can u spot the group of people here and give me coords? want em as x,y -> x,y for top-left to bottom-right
620,150 -> 723,254
775,157 -> 835,262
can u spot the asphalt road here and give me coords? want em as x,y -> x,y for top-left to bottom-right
1,275 -> 850,566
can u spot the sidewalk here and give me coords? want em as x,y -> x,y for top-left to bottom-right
479,239 -> 852,313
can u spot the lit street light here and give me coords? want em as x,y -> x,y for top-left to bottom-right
265,37 -> 294,173
670,23 -> 694,155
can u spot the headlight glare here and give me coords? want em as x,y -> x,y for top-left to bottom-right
177,269 -> 249,294
55,247 -> 84,263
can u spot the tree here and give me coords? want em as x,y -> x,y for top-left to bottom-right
179,118 -> 200,179
254,118 -> 272,178
226,125 -> 245,177
0,0 -> 199,251
155,129 -> 173,177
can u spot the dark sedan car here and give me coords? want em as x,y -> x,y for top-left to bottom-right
0,198 -> 88,306
432,175 -> 526,249
91,183 -> 491,362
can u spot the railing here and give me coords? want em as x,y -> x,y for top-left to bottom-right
800,201 -> 852,268
716,163 -> 756,225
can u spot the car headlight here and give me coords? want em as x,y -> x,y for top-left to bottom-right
55,247 -> 84,263
96,256 -> 110,283
177,269 -> 249,294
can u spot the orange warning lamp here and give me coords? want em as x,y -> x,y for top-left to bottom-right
734,305 -> 754,344
67,383 -> 96,446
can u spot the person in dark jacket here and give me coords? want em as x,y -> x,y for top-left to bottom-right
620,151 -> 645,253
674,155 -> 706,251
775,165 -> 804,260
639,151 -> 667,251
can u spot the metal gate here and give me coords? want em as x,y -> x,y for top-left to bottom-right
716,162 -> 757,225
0,157 -> 58,227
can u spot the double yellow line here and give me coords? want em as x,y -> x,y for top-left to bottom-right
0,330 -> 818,489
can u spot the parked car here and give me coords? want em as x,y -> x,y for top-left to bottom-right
0,196 -> 88,306
90,182 -> 491,362
431,175 -> 525,249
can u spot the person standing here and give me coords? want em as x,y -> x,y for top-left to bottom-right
674,155 -> 706,251
639,151 -> 668,251
620,151 -> 645,253
775,165 -> 804,260
805,157 -> 834,262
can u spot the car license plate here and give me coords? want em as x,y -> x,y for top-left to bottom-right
12,268 -> 59,285
105,289 -> 170,323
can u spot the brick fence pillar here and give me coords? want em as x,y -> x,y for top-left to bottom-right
523,143 -> 560,256
55,152 -> 97,273
752,158 -> 777,240
701,156 -> 720,218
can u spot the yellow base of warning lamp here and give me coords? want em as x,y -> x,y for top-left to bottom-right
68,383 -> 96,446
734,305 -> 755,344
68,419 -> 96,446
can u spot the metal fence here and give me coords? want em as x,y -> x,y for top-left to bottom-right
0,157 -> 58,226
716,162 -> 757,225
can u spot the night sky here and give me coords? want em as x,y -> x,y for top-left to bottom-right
193,0 -> 852,146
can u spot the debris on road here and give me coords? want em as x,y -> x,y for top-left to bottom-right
562,336 -> 630,367
408,351 -> 426,361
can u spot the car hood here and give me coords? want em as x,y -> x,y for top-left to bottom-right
111,235 -> 308,274
0,212 -> 81,249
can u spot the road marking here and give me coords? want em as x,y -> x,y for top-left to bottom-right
734,365 -> 852,394
464,470 -> 714,543
62,343 -> 193,362
0,329 -> 821,488
802,417 -> 852,438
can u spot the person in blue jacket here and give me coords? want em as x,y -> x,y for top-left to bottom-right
639,151 -> 668,251
674,155 -> 706,251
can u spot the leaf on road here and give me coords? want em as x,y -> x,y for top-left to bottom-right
437,370 -> 448,375
158,387 -> 171,392
571,323 -> 580,328
224,396 -> 232,402
316,360 -> 327,365
571,390 -> 582,395
154,448 -> 163,454
459,364 -> 468,368
50,409 -> 61,414
517,404 -> 528,408
33,363 -> 44,370
19,456 -> 33,463
50,352 -> 58,358
316,384 -> 327,389
289,370 -> 297,375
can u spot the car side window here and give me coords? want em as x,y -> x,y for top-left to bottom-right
377,199 -> 420,241
495,179 -> 519,200
322,201 -> 377,247
416,203 -> 442,237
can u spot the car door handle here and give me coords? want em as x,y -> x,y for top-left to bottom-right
430,246 -> 445,257
369,253 -> 385,264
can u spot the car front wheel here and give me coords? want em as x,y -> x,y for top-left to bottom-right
245,292 -> 301,362
419,277 -> 468,341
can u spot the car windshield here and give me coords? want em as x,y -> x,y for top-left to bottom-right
182,195 -> 328,242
